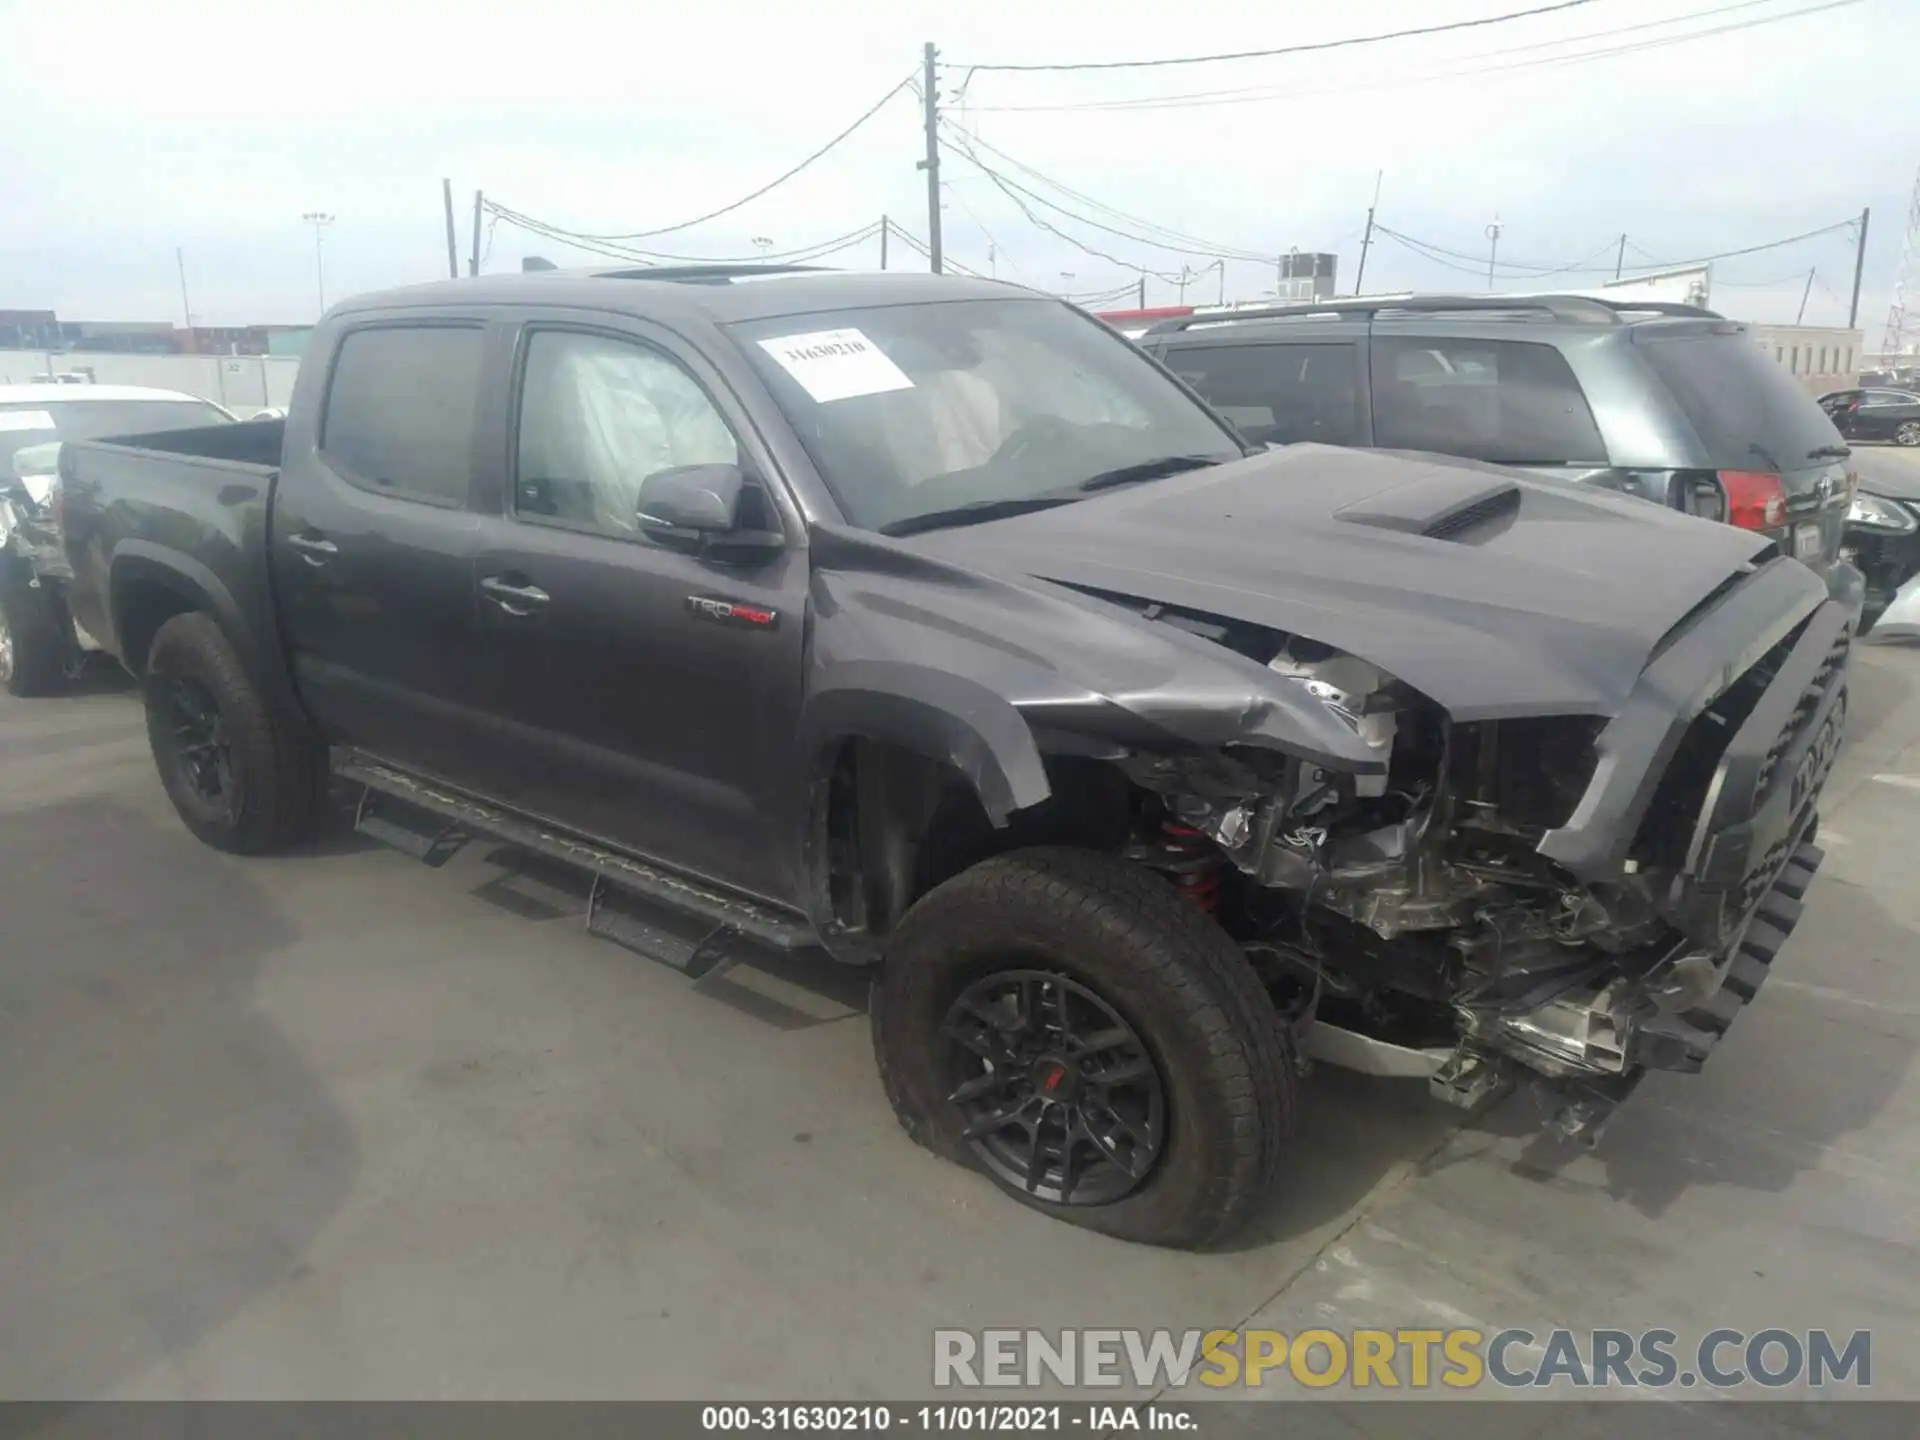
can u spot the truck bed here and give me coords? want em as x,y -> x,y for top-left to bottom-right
58,419 -> 286,682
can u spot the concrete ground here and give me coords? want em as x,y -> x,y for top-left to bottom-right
4,496 -> 1919,1404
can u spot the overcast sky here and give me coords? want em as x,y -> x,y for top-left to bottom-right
1,0 -> 1911,334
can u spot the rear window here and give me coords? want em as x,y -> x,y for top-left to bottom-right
320,325 -> 485,506
1370,336 -> 1607,466
1634,331 -> 1842,472
1160,343 -> 1360,447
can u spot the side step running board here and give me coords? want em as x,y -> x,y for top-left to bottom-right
337,753 -> 818,978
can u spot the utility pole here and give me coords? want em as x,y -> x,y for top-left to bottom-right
918,42 -> 942,274
470,190 -> 484,276
1353,169 -> 1382,296
1485,215 -> 1504,291
1614,233 -> 1627,280
1137,275 -> 1146,308
1847,206 -> 1870,330
301,212 -> 335,315
442,179 -> 459,279
880,216 -> 889,270
988,241 -> 996,279
1215,260 -> 1225,306
1798,269 -> 1816,325
175,247 -> 194,350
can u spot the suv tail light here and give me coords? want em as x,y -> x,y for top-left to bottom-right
1716,470 -> 1787,531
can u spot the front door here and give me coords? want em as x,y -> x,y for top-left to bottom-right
272,320 -> 496,786
466,323 -> 809,905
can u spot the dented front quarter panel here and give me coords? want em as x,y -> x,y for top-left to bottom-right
796,522 -> 1386,822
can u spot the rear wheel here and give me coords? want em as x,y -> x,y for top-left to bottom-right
871,847 -> 1293,1249
0,572 -> 69,698
143,612 -> 325,853
1896,421 -> 1920,447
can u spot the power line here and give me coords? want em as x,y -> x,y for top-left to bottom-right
1376,225 -> 1624,277
940,126 -> 1272,260
939,141 -> 1193,283
1375,215 -> 1860,280
941,129 -> 1261,273
517,76 -> 913,242
485,204 -> 884,267
957,0 -> 1602,73
972,0 -> 1857,112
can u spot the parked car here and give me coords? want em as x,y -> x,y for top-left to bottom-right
0,383 -> 236,695
1135,295 -> 1864,619
1840,467 -> 1920,635
60,267 -> 1847,1248
1819,387 -> 1920,447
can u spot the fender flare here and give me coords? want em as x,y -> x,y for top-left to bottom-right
108,543 -> 257,676
797,660 -> 1054,827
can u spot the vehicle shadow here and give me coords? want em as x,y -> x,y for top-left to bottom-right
1443,882 -> 1917,1222
0,798 -> 358,1400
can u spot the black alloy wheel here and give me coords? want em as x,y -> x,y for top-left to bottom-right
942,968 -> 1166,1205
155,674 -> 238,819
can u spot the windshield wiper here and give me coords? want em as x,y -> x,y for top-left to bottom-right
879,495 -> 1083,537
1075,455 -> 1223,492
1808,444 -> 1851,460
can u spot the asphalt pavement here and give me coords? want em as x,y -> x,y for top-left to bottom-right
3,522 -> 1919,1404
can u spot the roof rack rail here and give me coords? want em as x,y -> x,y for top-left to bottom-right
1143,292 -> 1723,335
583,263 -> 832,285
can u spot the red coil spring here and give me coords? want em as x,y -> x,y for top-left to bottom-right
1158,820 -> 1224,912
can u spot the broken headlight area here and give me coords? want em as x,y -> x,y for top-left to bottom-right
1111,636 -> 1818,1143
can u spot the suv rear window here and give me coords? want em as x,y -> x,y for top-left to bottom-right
1159,342 -> 1360,447
1370,336 -> 1607,466
1634,331 -> 1842,472
321,325 -> 485,505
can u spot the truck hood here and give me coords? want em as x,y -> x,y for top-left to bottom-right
905,445 -> 1803,721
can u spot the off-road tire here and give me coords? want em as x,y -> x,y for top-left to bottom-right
871,846 -> 1293,1249
143,612 -> 325,853
0,571 -> 70,698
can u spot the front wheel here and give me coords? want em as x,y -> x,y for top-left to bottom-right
871,847 -> 1294,1249
143,612 -> 326,853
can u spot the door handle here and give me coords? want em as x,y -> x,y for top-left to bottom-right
286,532 -> 338,566
480,575 -> 551,616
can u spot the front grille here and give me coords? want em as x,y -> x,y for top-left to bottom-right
1753,628 -> 1849,796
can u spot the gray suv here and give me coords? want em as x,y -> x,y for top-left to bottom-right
1139,295 -> 1864,616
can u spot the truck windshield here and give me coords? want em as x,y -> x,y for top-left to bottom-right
730,298 -> 1245,533
1,398 -> 231,476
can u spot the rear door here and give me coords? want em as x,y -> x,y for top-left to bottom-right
1152,337 -> 1367,449
271,319 -> 497,783
1858,390 -> 1920,441
464,318 -> 810,905
1632,329 -> 1852,569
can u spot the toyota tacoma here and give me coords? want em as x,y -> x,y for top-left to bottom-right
57,266 -> 1848,1248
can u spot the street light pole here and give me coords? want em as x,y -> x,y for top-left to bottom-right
301,212 -> 335,315
1485,216 -> 1503,291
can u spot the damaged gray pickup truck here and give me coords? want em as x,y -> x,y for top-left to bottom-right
58,267 -> 1848,1248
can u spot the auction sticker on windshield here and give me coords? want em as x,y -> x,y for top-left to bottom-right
757,329 -> 914,404
0,410 -> 57,432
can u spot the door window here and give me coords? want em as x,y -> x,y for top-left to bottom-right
320,325 -> 486,505
1369,336 -> 1607,465
515,330 -> 742,539
1160,343 -> 1360,447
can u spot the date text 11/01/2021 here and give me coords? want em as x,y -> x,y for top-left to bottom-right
701,1407 -> 1187,1432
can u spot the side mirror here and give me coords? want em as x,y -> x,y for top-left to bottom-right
635,462 -> 785,557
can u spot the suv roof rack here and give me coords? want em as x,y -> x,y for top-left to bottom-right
1143,293 -> 1724,334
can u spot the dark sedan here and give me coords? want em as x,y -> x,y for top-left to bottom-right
1820,388 -> 1920,447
